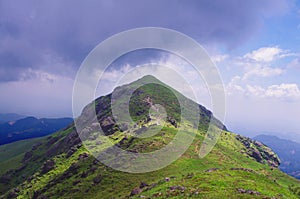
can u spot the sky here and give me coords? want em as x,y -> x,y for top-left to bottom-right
0,0 -> 300,139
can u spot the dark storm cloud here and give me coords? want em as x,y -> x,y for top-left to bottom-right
0,0 -> 292,82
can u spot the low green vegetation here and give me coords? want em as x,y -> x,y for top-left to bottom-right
0,137 -> 43,175
0,76 -> 299,198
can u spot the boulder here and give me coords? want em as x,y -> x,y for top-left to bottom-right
130,187 -> 142,196
41,160 -> 55,174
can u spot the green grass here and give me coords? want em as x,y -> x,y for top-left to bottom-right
0,138 -> 43,162
1,125 -> 298,199
0,137 -> 44,175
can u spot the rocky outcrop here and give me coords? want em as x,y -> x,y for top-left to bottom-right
236,135 -> 280,167
41,160 -> 55,174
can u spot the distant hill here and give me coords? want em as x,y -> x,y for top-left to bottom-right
0,116 -> 73,145
254,134 -> 300,179
0,113 -> 25,124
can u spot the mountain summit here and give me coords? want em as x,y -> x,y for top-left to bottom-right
0,76 -> 299,198
88,75 -> 227,136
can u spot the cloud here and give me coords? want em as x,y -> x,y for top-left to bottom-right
0,69 -> 73,117
0,0 -> 293,82
244,46 -> 285,62
265,83 -> 300,99
211,54 -> 229,63
287,57 -> 300,69
88,52 -> 214,116
243,66 -> 284,79
227,76 -> 300,101
220,46 -> 296,80
224,46 -> 300,101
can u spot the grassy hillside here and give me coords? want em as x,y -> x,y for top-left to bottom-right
1,126 -> 299,199
1,76 -> 299,198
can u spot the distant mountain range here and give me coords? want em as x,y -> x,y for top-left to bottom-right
0,113 -> 25,124
254,134 -> 300,179
0,116 -> 73,145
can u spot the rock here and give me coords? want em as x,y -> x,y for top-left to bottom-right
254,141 -> 263,147
22,151 -> 33,163
169,186 -> 185,191
32,142 -> 42,150
73,180 -> 81,185
81,171 -> 89,178
32,190 -> 48,199
66,150 -> 74,158
93,159 -> 100,165
100,116 -> 116,135
7,189 -> 18,199
93,174 -> 102,184
66,147 -> 78,158
78,153 -> 89,160
139,182 -> 149,188
230,168 -> 254,173
167,117 -> 178,128
89,166 -> 98,173
136,126 -> 148,135
15,164 -> 27,172
152,192 -> 162,197
0,174 -> 12,184
237,188 -> 261,195
205,168 -> 219,172
236,135 -> 280,167
145,183 -> 157,191
46,136 -> 59,146
68,163 -> 79,173
118,136 -> 129,146
250,148 -> 263,162
41,160 -> 55,174
130,187 -> 142,196
186,173 -> 194,179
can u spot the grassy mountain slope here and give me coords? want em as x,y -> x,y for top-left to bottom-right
0,137 -> 44,176
0,76 -> 299,198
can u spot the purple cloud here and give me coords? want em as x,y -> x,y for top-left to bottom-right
0,0 -> 293,82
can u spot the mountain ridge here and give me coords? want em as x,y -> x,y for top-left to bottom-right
0,116 -> 73,145
0,113 -> 26,124
0,75 -> 299,198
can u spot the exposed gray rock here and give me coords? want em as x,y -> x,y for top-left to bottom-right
41,160 -> 55,174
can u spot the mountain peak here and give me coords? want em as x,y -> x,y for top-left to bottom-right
128,75 -> 164,86
138,75 -> 160,81
1,77 -> 300,198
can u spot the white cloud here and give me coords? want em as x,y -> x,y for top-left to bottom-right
245,85 -> 265,97
214,46 -> 300,136
227,79 -> 300,101
265,83 -> 300,99
214,46 -> 300,101
287,58 -> 300,69
244,46 -> 284,62
227,76 -> 244,94
243,66 -> 284,80
211,54 -> 228,63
